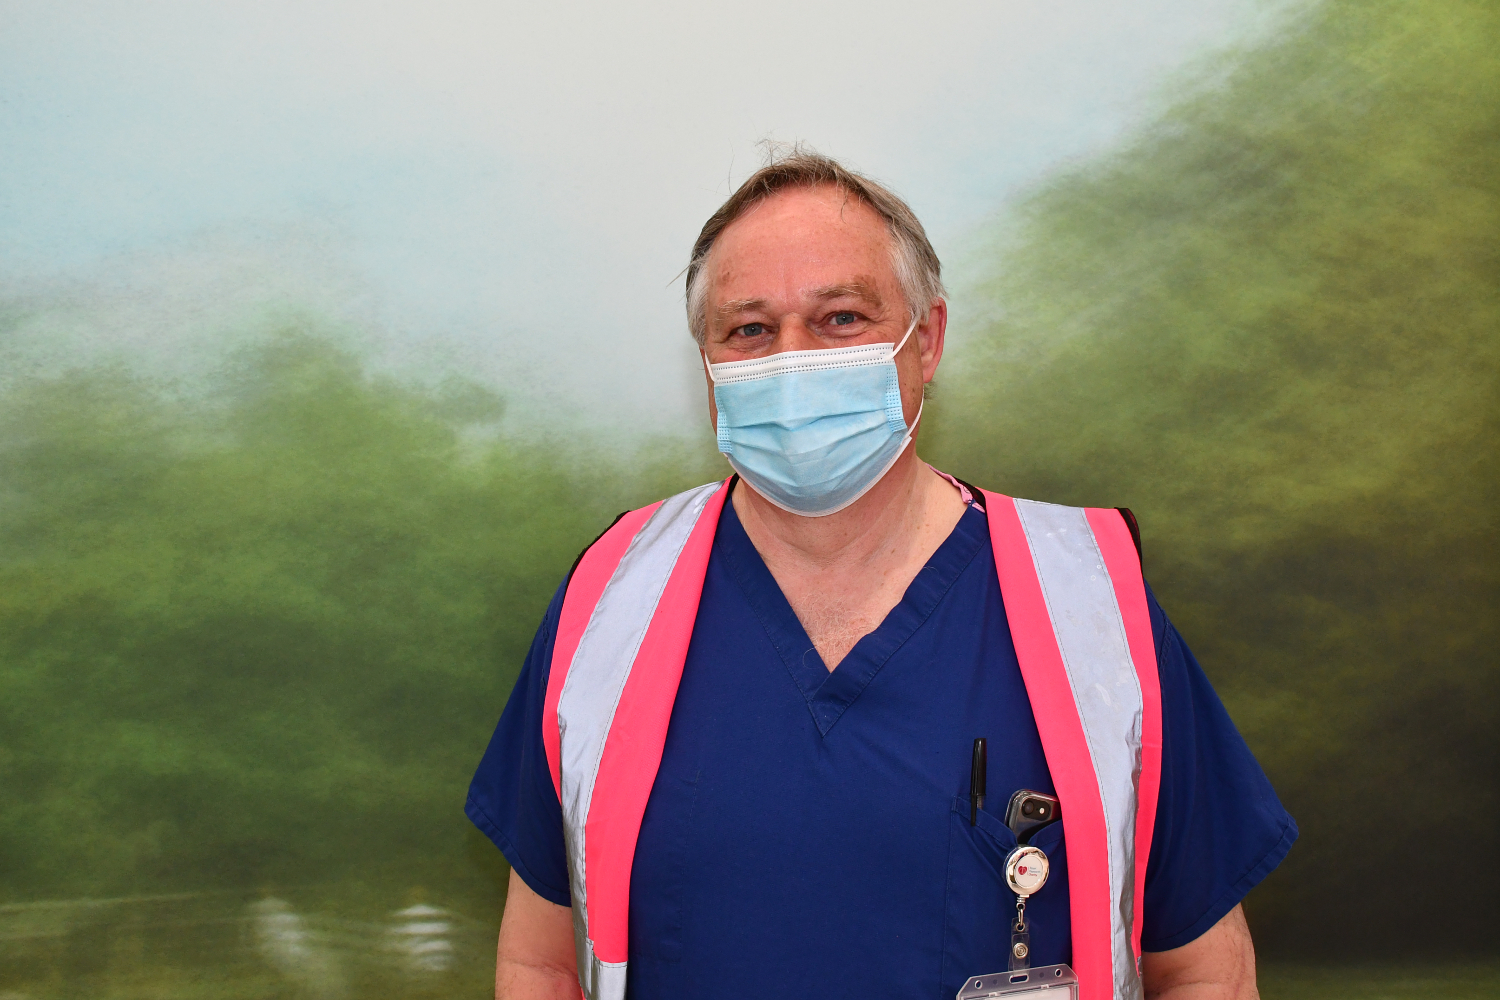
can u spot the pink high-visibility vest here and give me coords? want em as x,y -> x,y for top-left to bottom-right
542,478 -> 1163,1000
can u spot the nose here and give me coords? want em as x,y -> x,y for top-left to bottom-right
774,316 -> 822,353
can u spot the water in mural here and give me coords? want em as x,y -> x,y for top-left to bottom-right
0,889 -> 494,999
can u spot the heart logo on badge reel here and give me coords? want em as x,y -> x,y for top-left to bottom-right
1004,845 -> 1050,896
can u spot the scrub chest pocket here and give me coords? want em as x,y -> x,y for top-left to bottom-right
942,797 -> 1069,997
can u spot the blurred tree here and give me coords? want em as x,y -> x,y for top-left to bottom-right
928,0 -> 1497,955
0,329 -> 720,906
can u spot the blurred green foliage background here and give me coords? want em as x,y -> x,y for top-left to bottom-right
928,0 -> 1497,957
1,0 -> 1494,995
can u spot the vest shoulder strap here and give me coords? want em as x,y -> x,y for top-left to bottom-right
980,492 -> 1162,1000
565,510 -> 630,585
543,479 -> 732,1000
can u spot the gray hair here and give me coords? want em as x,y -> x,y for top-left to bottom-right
685,147 -> 945,346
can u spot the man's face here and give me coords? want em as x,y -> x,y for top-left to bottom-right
700,184 -> 944,430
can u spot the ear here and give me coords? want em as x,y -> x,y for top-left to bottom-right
918,299 -> 948,383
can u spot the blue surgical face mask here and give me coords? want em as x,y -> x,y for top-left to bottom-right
705,321 -> 922,517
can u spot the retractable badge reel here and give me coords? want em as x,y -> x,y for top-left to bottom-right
956,774 -> 1078,999
1004,845 -> 1048,972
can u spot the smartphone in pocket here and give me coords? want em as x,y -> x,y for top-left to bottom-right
1004,790 -> 1060,844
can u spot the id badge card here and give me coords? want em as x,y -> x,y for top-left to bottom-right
955,964 -> 1078,999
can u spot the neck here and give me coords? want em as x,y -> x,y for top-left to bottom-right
732,446 -> 968,671
732,447 -> 956,573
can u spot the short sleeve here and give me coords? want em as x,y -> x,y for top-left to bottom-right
1140,585 -> 1298,952
465,578 -> 572,906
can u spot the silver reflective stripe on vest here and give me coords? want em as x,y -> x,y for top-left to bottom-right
1013,499 -> 1145,1000
556,481 -> 723,1000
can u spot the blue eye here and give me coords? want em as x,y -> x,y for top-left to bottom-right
737,323 -> 767,337
831,312 -> 857,326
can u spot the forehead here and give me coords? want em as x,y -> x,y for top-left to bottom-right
706,185 -> 895,300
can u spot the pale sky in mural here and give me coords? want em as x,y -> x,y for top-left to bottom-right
1,0 -> 1279,435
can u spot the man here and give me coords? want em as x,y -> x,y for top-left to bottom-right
467,153 -> 1295,1000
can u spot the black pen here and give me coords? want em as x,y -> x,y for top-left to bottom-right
969,737 -> 987,825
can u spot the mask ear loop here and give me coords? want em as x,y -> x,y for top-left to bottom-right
903,396 -> 924,437
893,318 -> 922,435
891,318 -> 919,359
702,351 -> 718,384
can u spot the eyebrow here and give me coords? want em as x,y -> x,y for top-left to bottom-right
715,298 -> 768,320
714,281 -> 885,322
809,281 -> 884,308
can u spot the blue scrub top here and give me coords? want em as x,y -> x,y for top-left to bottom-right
467,496 -> 1296,999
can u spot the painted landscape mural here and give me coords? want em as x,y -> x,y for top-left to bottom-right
1,0 -> 1494,996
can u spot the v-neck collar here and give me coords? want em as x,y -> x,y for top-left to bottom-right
715,498 -> 989,737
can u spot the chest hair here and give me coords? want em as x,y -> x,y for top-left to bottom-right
788,583 -> 904,672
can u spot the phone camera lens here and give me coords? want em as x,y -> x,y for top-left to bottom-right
1022,801 -> 1035,816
